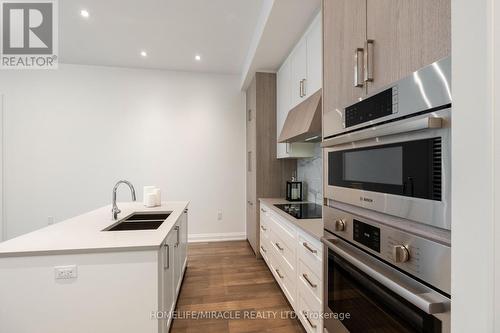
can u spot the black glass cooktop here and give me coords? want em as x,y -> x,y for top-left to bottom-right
274,203 -> 322,219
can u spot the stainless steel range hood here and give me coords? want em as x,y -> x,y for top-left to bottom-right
278,89 -> 322,143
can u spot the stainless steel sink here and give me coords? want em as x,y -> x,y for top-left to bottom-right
104,212 -> 171,231
123,213 -> 171,221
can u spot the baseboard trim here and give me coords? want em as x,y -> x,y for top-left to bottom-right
188,232 -> 247,243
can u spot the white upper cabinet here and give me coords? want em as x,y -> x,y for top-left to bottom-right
276,12 -> 322,159
291,37 -> 308,108
306,15 -> 322,97
277,56 -> 315,159
291,13 -> 322,109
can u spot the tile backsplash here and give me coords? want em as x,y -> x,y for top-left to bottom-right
297,143 -> 323,204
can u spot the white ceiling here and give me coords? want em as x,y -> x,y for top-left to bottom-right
240,0 -> 321,89
59,0 -> 263,74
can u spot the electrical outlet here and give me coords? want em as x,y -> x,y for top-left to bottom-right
47,216 -> 55,225
217,210 -> 223,221
54,265 -> 77,280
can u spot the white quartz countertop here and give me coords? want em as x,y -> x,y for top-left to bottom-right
259,198 -> 324,240
0,201 -> 189,257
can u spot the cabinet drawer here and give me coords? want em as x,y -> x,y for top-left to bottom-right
298,259 -> 322,302
260,205 -> 271,232
260,203 -> 271,217
259,236 -> 271,263
268,211 -> 297,251
268,251 -> 296,307
297,291 -> 322,333
269,229 -> 296,272
298,233 -> 323,277
259,217 -> 270,239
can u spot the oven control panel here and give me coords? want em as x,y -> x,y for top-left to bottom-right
353,220 -> 380,252
344,87 -> 398,128
323,204 -> 451,295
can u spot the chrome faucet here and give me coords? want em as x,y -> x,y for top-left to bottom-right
112,180 -> 136,220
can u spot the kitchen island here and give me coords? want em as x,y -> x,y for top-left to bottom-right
0,201 -> 189,333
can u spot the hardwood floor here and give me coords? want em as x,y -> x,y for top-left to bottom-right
170,241 -> 306,333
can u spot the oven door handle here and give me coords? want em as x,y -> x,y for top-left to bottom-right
322,237 -> 450,315
321,115 -> 444,148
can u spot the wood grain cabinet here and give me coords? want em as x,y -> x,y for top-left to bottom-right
365,0 -> 451,93
323,0 -> 367,139
322,0 -> 451,138
246,73 -> 295,256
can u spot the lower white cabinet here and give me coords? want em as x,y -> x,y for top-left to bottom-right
259,204 -> 323,333
159,210 -> 188,333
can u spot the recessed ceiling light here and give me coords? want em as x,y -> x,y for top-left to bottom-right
140,51 -> 147,57
80,10 -> 89,18
195,55 -> 201,61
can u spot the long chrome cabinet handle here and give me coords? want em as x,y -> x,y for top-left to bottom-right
275,242 -> 284,251
302,273 -> 317,288
302,311 -> 317,328
302,78 -> 307,96
275,268 -> 284,279
354,47 -> 364,87
303,242 -> 317,254
299,79 -> 304,97
364,39 -> 374,82
175,226 -> 180,247
322,237 -> 450,314
164,243 -> 170,269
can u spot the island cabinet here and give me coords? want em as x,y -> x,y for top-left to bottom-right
322,0 -> 451,138
0,202 -> 189,333
259,203 -> 323,333
159,209 -> 188,333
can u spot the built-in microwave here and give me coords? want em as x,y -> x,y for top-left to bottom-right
322,57 -> 451,230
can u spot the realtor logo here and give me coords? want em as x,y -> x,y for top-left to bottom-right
0,0 -> 58,69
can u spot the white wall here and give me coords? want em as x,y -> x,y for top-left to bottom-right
0,64 -> 246,241
452,0 -> 498,331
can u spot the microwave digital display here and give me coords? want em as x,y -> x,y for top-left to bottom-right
345,88 -> 394,128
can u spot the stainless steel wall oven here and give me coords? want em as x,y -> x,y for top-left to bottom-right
322,206 -> 450,333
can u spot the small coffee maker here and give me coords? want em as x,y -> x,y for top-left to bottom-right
286,177 -> 303,202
